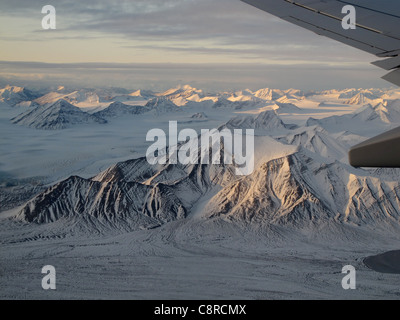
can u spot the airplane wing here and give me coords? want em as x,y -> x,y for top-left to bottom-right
241,0 -> 400,168
241,0 -> 400,86
348,126 -> 400,168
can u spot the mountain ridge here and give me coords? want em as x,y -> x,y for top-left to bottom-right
11,99 -> 107,130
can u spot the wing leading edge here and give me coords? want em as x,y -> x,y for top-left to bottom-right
242,0 -> 400,167
241,0 -> 400,86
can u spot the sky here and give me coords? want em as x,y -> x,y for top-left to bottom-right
0,0 -> 391,91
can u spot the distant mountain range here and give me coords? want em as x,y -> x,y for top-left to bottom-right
4,84 -> 400,131
2,85 -> 395,108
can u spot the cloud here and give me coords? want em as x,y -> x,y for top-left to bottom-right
0,0 -> 386,89
0,60 -> 388,92
0,0 -> 368,57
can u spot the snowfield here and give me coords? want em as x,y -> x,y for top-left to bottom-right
2,84 -> 400,300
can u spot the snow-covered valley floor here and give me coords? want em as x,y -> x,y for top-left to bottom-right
2,214 -> 400,300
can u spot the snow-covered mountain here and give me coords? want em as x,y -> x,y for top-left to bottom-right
351,102 -> 399,123
8,84 -> 400,234
16,149 -> 237,229
11,99 -> 107,130
155,85 -> 205,106
276,95 -> 303,104
337,88 -> 384,100
129,89 -> 155,99
7,84 -> 400,300
17,141 -> 400,230
191,112 -> 208,119
223,110 -> 295,132
272,102 -> 302,114
145,97 -> 180,115
111,89 -> 155,103
284,89 -> 305,98
344,91 -> 381,105
220,88 -> 305,106
212,97 -> 261,110
34,89 -> 103,106
204,149 -> 400,227
94,102 -> 147,118
0,85 -> 40,107
275,126 -> 349,161
338,89 -> 360,99
253,88 -> 283,101
307,100 -> 400,133
227,90 -> 263,104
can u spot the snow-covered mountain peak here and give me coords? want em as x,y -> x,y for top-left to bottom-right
275,125 -> 349,161
223,110 -> 295,134
93,101 -> 147,118
0,85 -> 40,106
11,98 -> 107,130
253,88 -> 282,101
129,89 -> 155,98
145,97 -> 180,115
344,91 -> 382,105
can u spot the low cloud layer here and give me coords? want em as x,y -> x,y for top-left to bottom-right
0,60 -> 388,92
